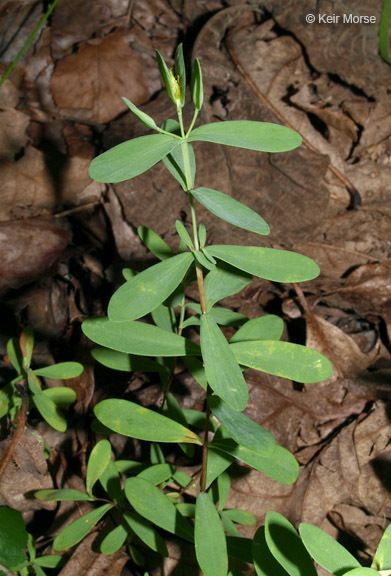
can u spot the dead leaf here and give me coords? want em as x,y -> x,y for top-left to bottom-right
305,314 -> 379,379
0,429 -> 55,511
0,107 -> 30,162
51,31 -> 149,124
57,532 -> 128,576
0,217 -> 71,295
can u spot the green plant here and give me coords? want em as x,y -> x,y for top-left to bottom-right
37,45 -> 335,574
0,506 -> 62,575
253,511 -> 391,576
0,327 -> 83,431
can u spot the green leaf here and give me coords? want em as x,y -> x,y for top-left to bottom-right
209,395 -> 275,455
91,347 -> 169,375
151,304 -> 176,333
223,509 -> 256,526
176,503 -> 196,517
343,570 -> 379,576
123,510 -> 168,556
137,226 -> 174,261
380,0 -> 391,64
372,523 -> 391,570
253,526 -> 289,576
35,489 -> 93,502
204,263 -> 252,309
183,357 -> 207,390
42,387 -> 77,407
188,121 -> 302,152
209,470 -> 230,511
0,507 -> 28,570
33,362 -> 84,379
32,389 -> 67,432
299,523 -> 361,575
122,97 -> 158,131
108,252 -> 193,321
221,513 -> 240,537
200,314 -> 248,411
231,340 -> 333,384
89,134 -> 180,183
53,504 -> 113,551
198,222 -> 207,247
162,141 -> 196,190
206,447 -> 234,489
82,317 -> 200,357
124,477 -> 194,542
175,220 -> 193,249
226,536 -> 253,564
208,245 -> 320,282
174,43 -> 186,108
191,58 -> 203,110
202,247 -> 216,265
94,399 -> 202,445
194,250 -> 216,271
100,523 -> 127,554
99,459 -> 123,501
31,565 -> 47,576
195,492 -> 228,576
211,427 -> 298,485
34,555 -> 63,568
86,439 -> 112,495
6,337 -> 23,374
137,463 -> 176,485
192,187 -> 270,235
0,382 -> 13,419
187,303 -> 247,327
230,315 -> 284,343
265,512 -> 317,576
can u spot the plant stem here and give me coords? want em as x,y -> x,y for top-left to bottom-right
181,119 -> 210,493
186,108 -> 200,137
0,0 -> 61,88
200,387 -> 211,492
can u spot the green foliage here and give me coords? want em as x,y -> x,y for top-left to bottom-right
0,507 -> 28,571
40,42 -> 352,576
187,121 -> 302,152
1,327 -> 80,430
195,492 -> 228,576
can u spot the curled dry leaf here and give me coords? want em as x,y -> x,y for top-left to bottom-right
0,429 -> 55,512
298,402 -> 391,543
305,314 -> 379,379
0,217 -> 71,295
51,30 -> 149,124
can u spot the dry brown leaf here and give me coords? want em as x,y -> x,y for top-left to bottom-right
57,532 -> 128,576
0,428 -> 55,512
51,31 -> 149,124
50,0 -> 130,59
0,217 -> 71,295
298,402 -> 391,541
332,261 -> 391,315
0,107 -> 30,162
263,0 -> 390,96
305,314 -> 379,379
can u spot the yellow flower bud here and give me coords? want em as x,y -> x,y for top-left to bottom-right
168,69 -> 182,103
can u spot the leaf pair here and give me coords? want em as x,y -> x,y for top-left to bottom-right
253,512 -> 391,576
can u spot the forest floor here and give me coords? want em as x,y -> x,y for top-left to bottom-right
0,1 -> 391,575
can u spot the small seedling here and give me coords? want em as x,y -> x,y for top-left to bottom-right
0,327 -> 83,431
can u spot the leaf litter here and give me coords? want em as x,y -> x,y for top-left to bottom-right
0,1 -> 390,574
